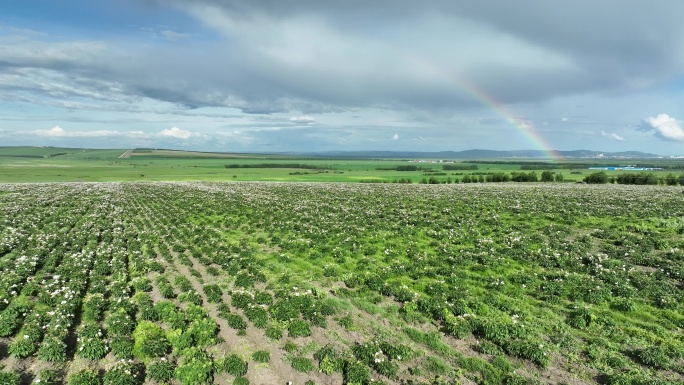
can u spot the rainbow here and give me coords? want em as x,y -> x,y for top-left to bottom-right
401,53 -> 559,160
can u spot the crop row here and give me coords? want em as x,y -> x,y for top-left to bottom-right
0,182 -> 682,385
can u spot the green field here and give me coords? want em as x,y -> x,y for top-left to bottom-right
0,182 -> 683,385
0,147 -> 683,385
1,147 -> 683,184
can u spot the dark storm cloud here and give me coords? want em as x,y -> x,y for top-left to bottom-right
131,0 -> 684,111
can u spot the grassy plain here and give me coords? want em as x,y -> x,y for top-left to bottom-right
1,147 -> 683,183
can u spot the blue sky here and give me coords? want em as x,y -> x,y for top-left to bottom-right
1,0 -> 683,155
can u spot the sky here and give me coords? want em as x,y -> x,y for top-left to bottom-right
1,0 -> 684,155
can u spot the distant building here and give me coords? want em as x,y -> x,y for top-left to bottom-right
588,166 -> 663,171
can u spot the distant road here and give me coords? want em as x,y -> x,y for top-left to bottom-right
119,150 -> 132,159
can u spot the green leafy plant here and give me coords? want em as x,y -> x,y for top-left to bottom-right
231,292 -> 253,309
491,355 -> 513,373
82,293 -> 107,322
338,314 -> 354,330
132,277 -> 152,292
168,329 -> 194,352
375,360 -> 399,379
265,325 -> 283,340
185,303 -> 208,322
379,342 -> 413,361
146,358 -> 176,384
158,283 -> 175,299
103,360 -> 144,385
38,336 -> 68,362
283,340 -> 299,353
290,356 -> 314,373
217,303 -> 231,319
153,300 -> 176,320
233,377 -> 249,385
77,337 -> 108,360
108,295 -> 136,316
0,308 -> 20,337
252,350 -> 270,363
35,369 -> 59,385
175,347 -> 214,385
216,354 -> 248,377
567,308 -> 593,329
244,306 -> 269,328
149,261 -> 165,273
154,301 -> 186,330
288,319 -> 311,338
636,345 -> 672,369
504,339 -> 550,368
133,292 -> 157,321
344,360 -> 371,385
178,290 -> 203,306
424,355 -> 451,375
107,309 -> 135,336
226,314 -> 247,331
475,340 -> 503,355
203,284 -> 223,303
110,336 -> 134,359
189,318 -> 218,347
0,370 -> 20,385
611,297 -> 636,312
166,311 -> 187,330
68,369 -> 100,385
442,313 -> 475,339
504,373 -> 530,385
319,355 -> 343,375
255,292 -> 273,305
315,346 -> 343,375
8,337 -> 37,358
174,276 -> 193,292
475,319 -> 511,344
269,300 -> 298,321
132,321 -> 170,360
234,272 -> 255,288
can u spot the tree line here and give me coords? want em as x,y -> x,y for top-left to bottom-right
583,171 -> 684,185
225,163 -> 329,170
360,171 -> 565,184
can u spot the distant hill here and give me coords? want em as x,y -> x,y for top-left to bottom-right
301,149 -> 663,159
0,146 -> 88,158
0,146 -> 664,160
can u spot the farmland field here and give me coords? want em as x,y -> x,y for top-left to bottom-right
0,182 -> 683,385
2,147 -> 684,184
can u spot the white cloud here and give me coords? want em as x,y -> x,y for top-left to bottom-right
392,133 -> 399,140
35,126 -> 152,138
641,114 -> 684,141
561,117 -> 568,122
0,35 -> 107,67
160,30 -> 190,41
36,126 -> 66,137
601,130 -> 624,141
140,27 -> 190,41
289,115 -> 315,124
159,127 -> 192,139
